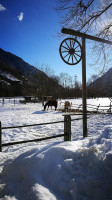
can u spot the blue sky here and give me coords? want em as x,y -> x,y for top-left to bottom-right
0,0 -> 96,83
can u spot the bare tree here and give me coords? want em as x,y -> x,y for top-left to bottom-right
35,63 -> 55,78
56,0 -> 112,36
56,0 -> 112,74
59,72 -> 73,88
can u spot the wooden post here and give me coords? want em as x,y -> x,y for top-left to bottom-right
97,104 -> 100,112
82,37 -> 87,137
0,121 -> 2,152
64,115 -> 71,141
2,98 -> 4,106
61,27 -> 112,137
110,102 -> 111,113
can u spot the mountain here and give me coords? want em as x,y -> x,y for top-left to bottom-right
88,68 -> 112,97
0,48 -> 46,77
0,48 -> 63,98
96,68 -> 112,87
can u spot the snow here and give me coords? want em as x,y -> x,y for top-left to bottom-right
0,98 -> 112,200
1,72 -> 20,82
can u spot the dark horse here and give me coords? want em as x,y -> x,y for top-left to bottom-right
44,100 -> 57,111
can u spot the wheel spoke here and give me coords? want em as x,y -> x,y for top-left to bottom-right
74,52 -> 81,57
73,54 -> 78,62
72,55 -> 74,64
64,53 -> 69,59
62,45 -> 69,50
75,50 -> 81,52
68,55 -> 71,62
74,45 -> 79,50
72,40 -> 75,48
61,50 -> 69,53
70,39 -> 72,48
65,41 -> 70,49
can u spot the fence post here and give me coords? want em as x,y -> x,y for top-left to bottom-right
64,115 -> 71,141
97,104 -> 100,112
2,98 -> 4,106
14,98 -> 15,105
0,121 -> 2,152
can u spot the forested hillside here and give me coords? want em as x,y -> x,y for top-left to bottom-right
0,48 -> 63,98
87,68 -> 112,97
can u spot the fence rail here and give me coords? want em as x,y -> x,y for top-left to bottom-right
0,117 -> 83,152
1,99 -> 112,152
59,101 -> 112,113
2,134 -> 66,147
1,98 -> 112,112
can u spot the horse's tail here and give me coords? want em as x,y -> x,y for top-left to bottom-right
56,101 -> 57,108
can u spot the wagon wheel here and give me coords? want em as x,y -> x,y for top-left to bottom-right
59,38 -> 82,65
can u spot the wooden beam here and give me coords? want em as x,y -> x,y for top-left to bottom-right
82,37 -> 87,137
0,122 -> 2,152
62,28 -> 112,45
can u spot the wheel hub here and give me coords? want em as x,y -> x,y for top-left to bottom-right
69,48 -> 75,55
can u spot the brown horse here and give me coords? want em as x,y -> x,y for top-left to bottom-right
44,100 -> 57,111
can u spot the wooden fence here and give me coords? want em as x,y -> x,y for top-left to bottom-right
1,98 -> 112,113
0,116 -> 83,152
59,102 -> 112,113
0,97 -> 17,105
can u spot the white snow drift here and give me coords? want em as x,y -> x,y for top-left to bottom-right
0,98 -> 112,200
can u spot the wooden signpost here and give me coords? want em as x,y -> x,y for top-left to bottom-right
59,28 -> 112,137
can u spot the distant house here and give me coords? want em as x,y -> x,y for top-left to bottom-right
24,96 -> 32,102
0,72 -> 23,96
20,96 -> 39,103
0,73 -> 22,87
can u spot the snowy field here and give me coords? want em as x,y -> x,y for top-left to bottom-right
0,98 -> 112,200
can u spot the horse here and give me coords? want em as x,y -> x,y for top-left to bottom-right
64,101 -> 71,112
44,100 -> 57,111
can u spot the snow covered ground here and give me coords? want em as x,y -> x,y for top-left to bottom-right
0,98 -> 112,200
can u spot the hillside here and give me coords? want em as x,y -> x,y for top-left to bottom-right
0,48 -> 63,98
95,68 -> 112,86
0,48 -> 46,77
88,68 -> 112,97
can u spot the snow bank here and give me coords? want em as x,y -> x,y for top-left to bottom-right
0,126 -> 112,200
0,98 -> 112,200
